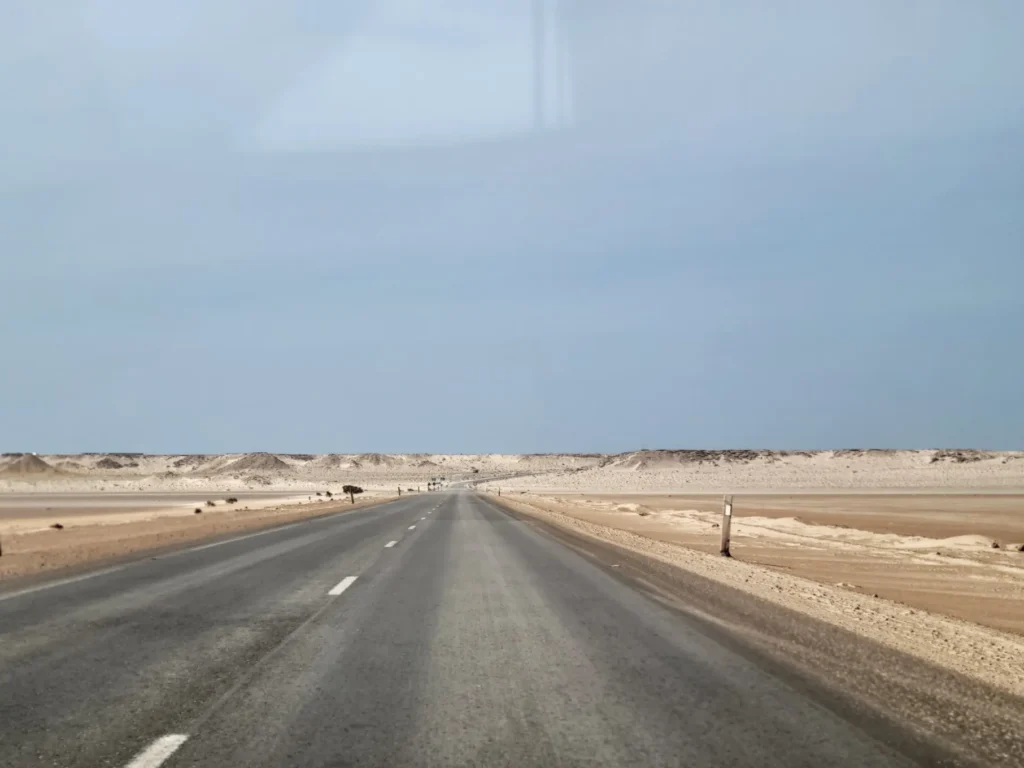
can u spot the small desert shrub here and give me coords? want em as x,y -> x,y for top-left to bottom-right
206,500 -> 216,507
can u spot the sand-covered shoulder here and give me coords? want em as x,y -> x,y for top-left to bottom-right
0,491 -> 314,535
496,492 -> 1024,633
490,492 -> 1024,698
0,492 -> 394,583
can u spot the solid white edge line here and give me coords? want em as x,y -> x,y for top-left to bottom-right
408,525 -> 416,530
124,734 -> 189,768
385,541 -> 398,548
328,575 -> 358,596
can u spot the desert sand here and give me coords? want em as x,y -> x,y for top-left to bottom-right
0,451 -> 597,494
3,449 -> 1022,496
0,492 -> 394,582
0,491 -> 313,534
478,449 -> 1024,493
495,492 -> 1024,633
491,493 -> 1024,699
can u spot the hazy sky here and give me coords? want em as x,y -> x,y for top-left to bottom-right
2,0 -> 1022,453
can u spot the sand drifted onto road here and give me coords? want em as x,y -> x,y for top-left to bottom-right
490,493 -> 1024,699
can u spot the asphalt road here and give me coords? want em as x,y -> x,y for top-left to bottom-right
0,492 -> 917,767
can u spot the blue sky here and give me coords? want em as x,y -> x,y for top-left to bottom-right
2,1 -> 1022,453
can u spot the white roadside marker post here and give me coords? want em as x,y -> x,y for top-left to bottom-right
720,495 -> 733,557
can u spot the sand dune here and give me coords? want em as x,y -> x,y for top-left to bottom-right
0,454 -> 63,477
219,452 -> 292,474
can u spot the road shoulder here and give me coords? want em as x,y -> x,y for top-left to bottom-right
0,496 -> 399,594
487,494 -> 1024,768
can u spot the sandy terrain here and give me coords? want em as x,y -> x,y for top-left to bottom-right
0,491 -> 313,534
0,452 -> 598,494
477,448 -> 1024,642
0,492 -> 394,583
490,493 -> 1024,699
479,449 -> 1024,493
499,492 -> 1024,634
4,449 -> 1021,496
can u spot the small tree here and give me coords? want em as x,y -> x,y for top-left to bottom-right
342,485 -> 364,504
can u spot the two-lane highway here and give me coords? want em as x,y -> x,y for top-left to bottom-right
0,492 -> 916,766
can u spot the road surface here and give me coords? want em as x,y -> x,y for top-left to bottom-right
0,492 -> 920,766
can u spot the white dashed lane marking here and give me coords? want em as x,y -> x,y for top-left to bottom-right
385,541 -> 398,548
328,576 -> 358,596
408,525 -> 416,530
124,734 -> 188,768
